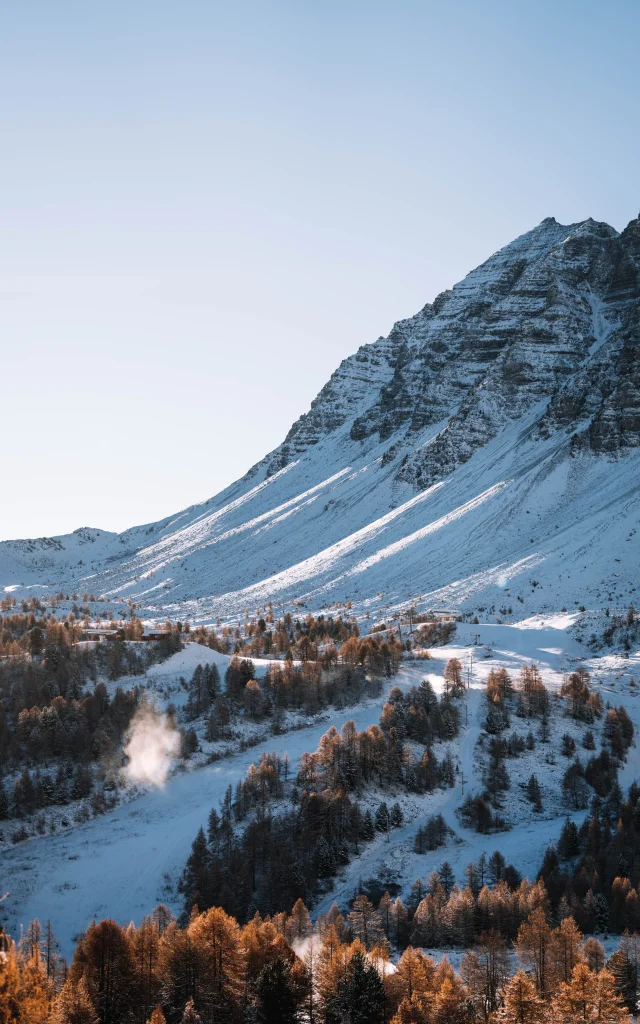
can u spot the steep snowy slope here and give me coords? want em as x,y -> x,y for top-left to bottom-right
2,214 -> 639,622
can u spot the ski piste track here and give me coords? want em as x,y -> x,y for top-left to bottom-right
4,618 -> 639,959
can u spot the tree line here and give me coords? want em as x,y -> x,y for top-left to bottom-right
1,895 -> 636,1023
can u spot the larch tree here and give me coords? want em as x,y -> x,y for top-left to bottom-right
461,928 -> 510,1016
287,899 -> 312,944
496,970 -> 544,1024
348,896 -> 385,951
582,936 -> 606,973
550,964 -> 630,1024
181,997 -> 202,1023
389,995 -> 429,1024
50,977 -> 98,1024
550,916 -> 584,986
146,1008 -> 166,1024
515,907 -> 553,995
188,906 -> 245,1022
67,919 -> 138,1024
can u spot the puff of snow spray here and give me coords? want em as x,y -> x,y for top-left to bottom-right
123,704 -> 180,787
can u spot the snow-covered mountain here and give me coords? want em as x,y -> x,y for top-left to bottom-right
3,214 -> 640,624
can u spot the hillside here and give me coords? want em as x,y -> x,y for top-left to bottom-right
2,214 -> 639,627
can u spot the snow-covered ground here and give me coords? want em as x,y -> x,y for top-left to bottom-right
3,622 -> 639,960
1,415 -> 639,632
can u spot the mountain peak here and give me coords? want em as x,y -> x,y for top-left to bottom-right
2,213 -> 639,625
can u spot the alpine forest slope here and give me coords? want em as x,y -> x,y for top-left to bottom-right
2,213 -> 640,625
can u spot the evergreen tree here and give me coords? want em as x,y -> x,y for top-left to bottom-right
0,778 -> 8,819
256,957 -> 299,1024
439,862 -> 455,899
390,803 -> 404,828
375,802 -> 390,835
333,950 -> 385,1024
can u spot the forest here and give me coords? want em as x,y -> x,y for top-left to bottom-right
2,891 -> 638,1023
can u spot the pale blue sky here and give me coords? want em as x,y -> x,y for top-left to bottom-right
2,0 -> 639,539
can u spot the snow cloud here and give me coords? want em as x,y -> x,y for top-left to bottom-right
123,704 -> 180,787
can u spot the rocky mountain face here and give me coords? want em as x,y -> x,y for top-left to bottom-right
263,214 -> 640,487
2,215 -> 639,624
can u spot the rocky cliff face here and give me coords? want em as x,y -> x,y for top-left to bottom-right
261,214 -> 640,486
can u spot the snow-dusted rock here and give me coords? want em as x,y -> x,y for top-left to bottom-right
2,215 -> 639,622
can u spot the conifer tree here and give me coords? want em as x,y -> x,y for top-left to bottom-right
146,1008 -> 166,1024
550,964 -> 630,1023
608,932 -> 640,1012
496,969 -> 544,1023
515,907 -> 552,995
333,950 -> 385,1024
349,896 -> 384,950
50,977 -> 98,1024
256,957 -> 299,1024
67,919 -> 138,1024
181,997 -> 202,1023
550,916 -> 584,986
287,898 -> 312,943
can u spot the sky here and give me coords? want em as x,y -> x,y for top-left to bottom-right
1,0 -> 639,540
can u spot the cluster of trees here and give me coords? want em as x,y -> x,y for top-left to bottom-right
181,671 -> 460,922
481,663 -> 633,832
379,677 -> 462,746
190,606 -> 364,661
458,793 -> 507,834
182,665 -> 221,721
262,661 -> 384,716
0,605 -> 184,662
224,658 -> 386,718
200,644 -> 405,743
2,898 -> 636,1023
601,603 -> 638,652
414,618 -> 457,648
0,682 -> 139,826
181,785 -> 386,922
199,658 -> 389,742
539,779 -> 640,935
1,762 -> 97,827
179,742 -> 413,924
414,814 -> 451,853
560,668 -> 603,722
0,616 -> 184,767
297,720 -> 456,796
8,684 -> 137,765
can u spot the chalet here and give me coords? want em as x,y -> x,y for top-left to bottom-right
140,628 -> 171,642
428,610 -> 458,622
84,628 -> 119,641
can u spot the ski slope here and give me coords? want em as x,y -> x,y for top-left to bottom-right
4,623 -> 639,958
